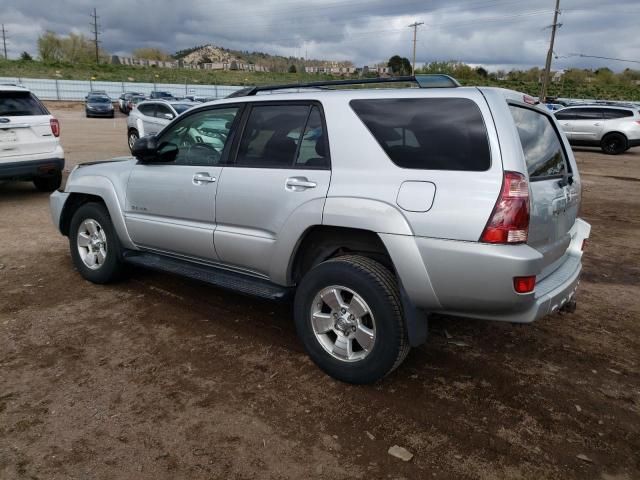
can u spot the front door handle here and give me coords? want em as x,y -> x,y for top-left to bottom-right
285,176 -> 317,191
593,122 -> 601,126
193,172 -> 216,185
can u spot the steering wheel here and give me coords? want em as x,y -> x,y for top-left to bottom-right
184,142 -> 220,164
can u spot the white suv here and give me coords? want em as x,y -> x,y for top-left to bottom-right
0,85 -> 64,191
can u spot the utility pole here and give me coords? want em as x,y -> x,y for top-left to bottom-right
90,8 -> 100,64
1,24 -> 7,59
540,0 -> 561,103
408,21 -> 424,75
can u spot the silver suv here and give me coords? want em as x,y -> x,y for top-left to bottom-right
126,100 -> 197,150
50,76 -> 590,384
555,104 -> 640,154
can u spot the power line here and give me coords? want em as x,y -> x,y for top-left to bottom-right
540,0 -> 561,102
569,53 -> 640,65
90,8 -> 100,64
408,21 -> 424,75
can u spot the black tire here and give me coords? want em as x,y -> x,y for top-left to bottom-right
33,171 -> 62,192
69,202 -> 126,284
128,129 -> 139,152
601,133 -> 627,155
294,255 -> 410,384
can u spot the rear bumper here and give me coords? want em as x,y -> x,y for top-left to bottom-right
384,218 -> 591,323
0,157 -> 64,180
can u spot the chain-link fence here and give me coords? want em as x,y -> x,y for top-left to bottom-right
0,76 -> 244,101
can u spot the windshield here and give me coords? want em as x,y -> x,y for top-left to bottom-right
171,103 -> 194,114
88,96 -> 111,103
0,91 -> 48,116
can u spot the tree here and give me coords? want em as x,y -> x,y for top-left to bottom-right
37,31 -> 108,63
387,55 -> 412,75
475,66 -> 488,78
20,51 -> 33,61
288,64 -> 297,73
133,47 -> 171,61
37,31 -> 62,62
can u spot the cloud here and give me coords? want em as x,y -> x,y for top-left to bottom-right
2,0 -> 639,71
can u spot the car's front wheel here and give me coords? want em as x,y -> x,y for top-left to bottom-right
294,255 -> 410,384
128,129 -> 139,152
601,132 -> 627,155
69,202 -> 126,284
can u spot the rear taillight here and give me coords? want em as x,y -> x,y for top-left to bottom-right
514,275 -> 536,293
480,171 -> 530,244
50,118 -> 60,137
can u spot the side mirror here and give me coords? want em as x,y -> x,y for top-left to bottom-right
132,136 -> 178,163
163,113 -> 174,120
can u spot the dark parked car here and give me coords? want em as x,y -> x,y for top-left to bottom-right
85,94 -> 114,118
149,91 -> 174,100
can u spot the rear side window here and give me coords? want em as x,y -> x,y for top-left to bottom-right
0,91 -> 48,116
602,108 -> 633,119
509,105 -> 567,179
236,104 -> 309,168
350,98 -> 490,171
572,108 -> 603,120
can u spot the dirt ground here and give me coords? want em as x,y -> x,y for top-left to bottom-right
1,102 -> 638,480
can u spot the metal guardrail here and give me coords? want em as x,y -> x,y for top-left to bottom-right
0,76 -> 245,101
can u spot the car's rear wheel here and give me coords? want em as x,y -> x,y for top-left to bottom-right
128,129 -> 139,152
33,171 -> 62,192
294,255 -> 410,384
69,202 -> 126,284
601,133 -> 627,155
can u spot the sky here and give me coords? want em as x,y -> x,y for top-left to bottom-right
2,0 -> 640,71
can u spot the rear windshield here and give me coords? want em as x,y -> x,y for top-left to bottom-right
350,98 -> 490,171
509,105 -> 567,179
0,91 -> 48,116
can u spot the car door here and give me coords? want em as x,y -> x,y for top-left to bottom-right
134,103 -> 157,138
214,102 -> 331,278
554,109 -> 576,140
124,105 -> 242,261
146,103 -> 174,135
569,107 -> 604,143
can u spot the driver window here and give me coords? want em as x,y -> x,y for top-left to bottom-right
156,107 -> 239,166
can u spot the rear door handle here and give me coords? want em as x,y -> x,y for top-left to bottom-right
193,172 -> 216,184
593,122 -> 601,126
285,177 -> 317,191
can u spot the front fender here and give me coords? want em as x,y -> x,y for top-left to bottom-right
65,175 -> 135,249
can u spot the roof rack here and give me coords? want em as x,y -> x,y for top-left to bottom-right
226,74 -> 460,98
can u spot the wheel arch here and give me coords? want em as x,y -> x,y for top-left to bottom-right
62,176 -> 136,249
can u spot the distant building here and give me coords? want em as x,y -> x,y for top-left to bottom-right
110,55 -> 270,72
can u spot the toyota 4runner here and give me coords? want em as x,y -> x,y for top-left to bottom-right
50,76 -> 590,384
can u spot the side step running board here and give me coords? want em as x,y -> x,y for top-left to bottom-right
122,251 -> 293,301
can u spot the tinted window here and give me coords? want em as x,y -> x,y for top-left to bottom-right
350,98 -> 490,171
509,105 -> 567,179
572,108 -> 603,120
155,104 -> 174,118
236,105 -> 309,168
137,104 -> 155,116
157,107 -> 239,166
602,108 -> 633,119
171,103 -> 194,115
295,106 -> 329,168
0,91 -> 48,116
554,110 -> 575,120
